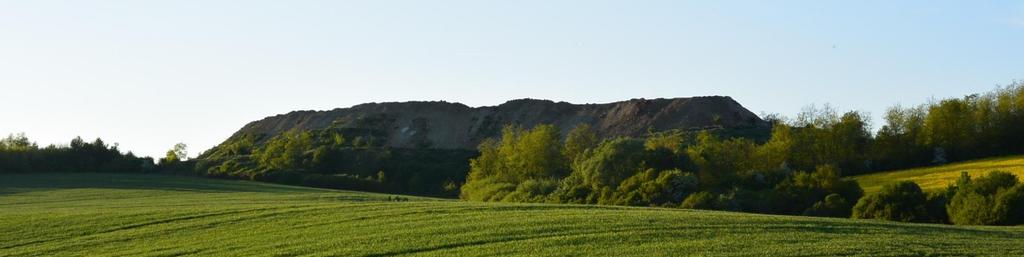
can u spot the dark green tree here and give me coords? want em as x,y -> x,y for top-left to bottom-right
851,181 -> 930,222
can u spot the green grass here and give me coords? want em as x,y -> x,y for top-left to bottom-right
853,155 -> 1024,194
2,173 -> 1023,256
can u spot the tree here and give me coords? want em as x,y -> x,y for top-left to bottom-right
754,124 -> 793,172
851,181 -> 930,222
0,133 -> 36,151
573,138 -> 647,192
872,105 -> 929,170
786,106 -> 872,175
160,143 -> 188,164
172,143 -> 188,160
644,130 -> 687,171
508,124 -> 565,179
686,132 -> 756,190
563,124 -> 598,164
923,98 -> 976,161
221,135 -> 255,156
644,130 -> 685,154
947,171 -> 1020,225
461,124 -> 566,201
829,111 -> 872,174
332,132 -> 347,148
549,137 -> 653,204
254,130 -> 313,171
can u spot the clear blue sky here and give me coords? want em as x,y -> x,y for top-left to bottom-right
2,1 -> 1022,158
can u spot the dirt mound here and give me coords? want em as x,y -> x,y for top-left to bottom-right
225,96 -> 767,150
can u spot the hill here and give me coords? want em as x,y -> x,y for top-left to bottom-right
853,155 -> 1024,194
2,173 -> 1023,256
191,96 -> 770,197
218,96 -> 768,150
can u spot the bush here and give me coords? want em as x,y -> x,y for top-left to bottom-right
459,177 -> 517,202
712,191 -> 742,211
948,192 -> 999,225
803,194 -> 851,217
574,138 -> 648,191
680,191 -> 716,210
549,138 -> 649,204
773,165 -> 862,215
612,169 -> 698,206
925,191 -> 953,224
851,181 -> 930,222
501,178 -> 560,203
550,175 -> 592,204
995,184 -> 1024,225
969,171 -> 1019,195
947,171 -> 1021,225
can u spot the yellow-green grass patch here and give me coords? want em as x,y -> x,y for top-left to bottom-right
853,155 -> 1024,194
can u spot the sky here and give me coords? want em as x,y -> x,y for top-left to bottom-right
1,1 -> 1023,159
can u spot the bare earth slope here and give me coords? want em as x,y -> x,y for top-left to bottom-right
226,96 -> 767,149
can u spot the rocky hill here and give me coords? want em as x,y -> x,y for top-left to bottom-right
221,96 -> 768,150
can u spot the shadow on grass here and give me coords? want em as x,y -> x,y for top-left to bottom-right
758,216 -> 1024,239
0,172 -> 321,195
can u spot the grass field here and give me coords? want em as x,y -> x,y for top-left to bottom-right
3,173 -> 1024,256
853,155 -> 1024,194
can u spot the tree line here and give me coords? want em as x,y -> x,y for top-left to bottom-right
0,129 -> 473,198
0,133 -> 157,174
460,124 -> 864,217
461,81 -> 1024,225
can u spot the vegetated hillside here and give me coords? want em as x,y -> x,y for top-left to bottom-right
221,96 -> 768,150
3,173 -> 1023,256
853,155 -> 1024,194
191,96 -> 768,197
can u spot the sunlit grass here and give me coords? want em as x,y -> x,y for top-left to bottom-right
853,155 -> 1024,194
2,173 -> 1023,256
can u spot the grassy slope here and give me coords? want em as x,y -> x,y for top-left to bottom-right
2,173 -> 1023,256
853,155 -> 1024,194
